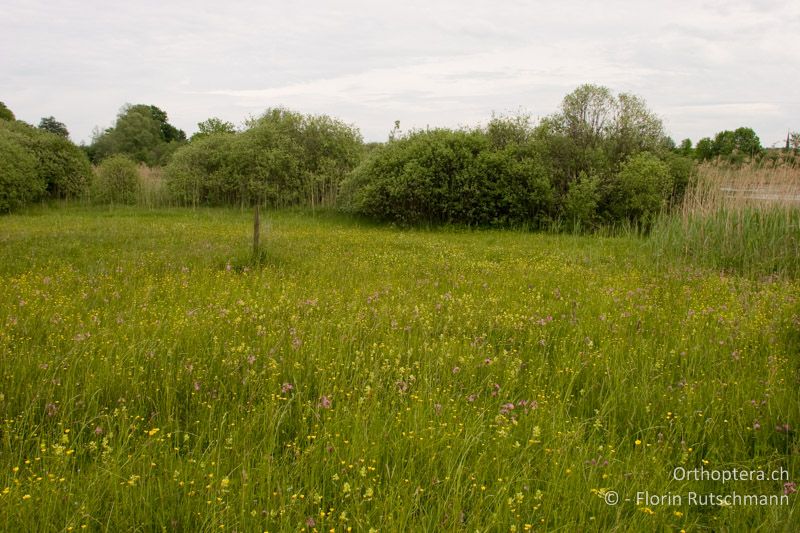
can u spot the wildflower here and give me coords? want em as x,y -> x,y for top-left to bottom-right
148,428 -> 160,436
305,517 -> 316,528
500,403 -> 515,415
281,383 -> 294,394
635,439 -> 642,446
785,482 -> 797,495
45,403 -> 58,417
94,426 -> 103,435
342,482 -> 351,494
319,395 -> 332,409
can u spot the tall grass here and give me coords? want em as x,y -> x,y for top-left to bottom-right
136,164 -> 171,208
0,207 -> 797,531
651,161 -> 800,277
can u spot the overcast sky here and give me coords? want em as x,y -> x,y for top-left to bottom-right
2,0 -> 798,146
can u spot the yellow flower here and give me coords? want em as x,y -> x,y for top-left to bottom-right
635,439 -> 642,446
147,428 -> 160,436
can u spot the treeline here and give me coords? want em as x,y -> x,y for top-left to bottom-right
2,88 -> 796,226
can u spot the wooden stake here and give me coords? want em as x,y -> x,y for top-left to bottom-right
253,204 -> 260,260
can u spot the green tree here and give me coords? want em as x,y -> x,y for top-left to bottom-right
732,127 -> 762,157
695,137 -> 714,160
166,108 -> 362,208
191,117 -> 236,140
677,138 -> 693,157
0,102 -> 15,121
38,116 -> 70,138
90,104 -> 186,165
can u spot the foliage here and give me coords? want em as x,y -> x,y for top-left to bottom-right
0,129 -> 43,212
0,102 -> 16,121
605,152 -> 672,225
38,116 -> 69,138
344,126 -> 555,227
93,154 -> 140,204
191,117 -> 236,140
695,127 -> 763,161
89,104 -> 186,166
165,108 -> 363,207
562,171 -> 601,228
346,90 -> 687,228
0,119 -> 92,210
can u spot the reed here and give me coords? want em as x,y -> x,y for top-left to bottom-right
651,161 -> 800,277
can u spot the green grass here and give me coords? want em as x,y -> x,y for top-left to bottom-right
650,206 -> 800,279
1,205 -> 798,531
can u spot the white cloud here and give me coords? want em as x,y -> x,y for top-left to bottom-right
1,0 -> 797,144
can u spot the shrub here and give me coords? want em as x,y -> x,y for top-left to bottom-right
0,130 -> 42,212
94,155 -> 140,204
562,172 -> 601,228
606,152 -> 672,225
343,127 -> 555,227
0,120 -> 92,211
31,133 -> 93,198
165,108 -> 362,207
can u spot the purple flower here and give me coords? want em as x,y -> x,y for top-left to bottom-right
281,383 -> 294,394
45,403 -> 58,417
319,395 -> 332,409
499,403 -> 515,415
784,482 -> 797,495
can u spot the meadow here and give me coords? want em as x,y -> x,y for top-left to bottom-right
0,205 -> 797,531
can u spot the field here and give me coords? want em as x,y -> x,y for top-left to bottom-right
0,206 -> 798,531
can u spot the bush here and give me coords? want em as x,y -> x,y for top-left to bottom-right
94,155 -> 140,204
0,120 -> 92,211
165,108 -> 362,207
562,172 -> 601,228
0,130 -> 42,212
31,133 -> 93,198
606,153 -> 672,225
343,127 -> 555,227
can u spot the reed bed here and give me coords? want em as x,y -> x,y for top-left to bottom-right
651,161 -> 800,278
